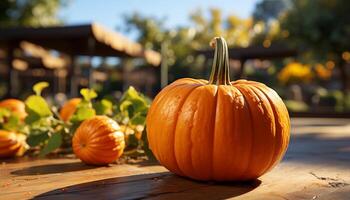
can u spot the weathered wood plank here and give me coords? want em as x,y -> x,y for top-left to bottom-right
1,118 -> 350,199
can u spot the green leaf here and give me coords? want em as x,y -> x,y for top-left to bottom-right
94,99 -> 113,115
80,88 -> 97,101
24,108 -> 41,125
33,82 -> 49,96
119,100 -> 133,114
27,132 -> 49,147
39,132 -> 62,157
25,95 -> 52,117
130,114 -> 146,126
0,107 -> 11,123
76,107 -> 95,121
141,128 -> 155,160
3,115 -> 20,131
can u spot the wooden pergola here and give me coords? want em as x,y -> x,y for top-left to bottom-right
0,23 -> 161,97
197,44 -> 297,79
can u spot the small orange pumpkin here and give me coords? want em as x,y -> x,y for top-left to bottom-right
59,98 -> 81,122
0,130 -> 28,158
72,116 -> 125,165
146,37 -> 290,181
0,99 -> 27,120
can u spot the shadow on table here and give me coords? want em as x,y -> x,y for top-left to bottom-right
11,162 -> 99,176
33,172 -> 261,200
284,132 -> 350,168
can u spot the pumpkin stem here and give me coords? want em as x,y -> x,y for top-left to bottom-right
208,37 -> 231,85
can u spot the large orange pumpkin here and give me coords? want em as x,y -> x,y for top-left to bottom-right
0,130 -> 28,158
59,98 -> 81,122
72,116 -> 125,165
0,99 -> 27,120
146,37 -> 290,181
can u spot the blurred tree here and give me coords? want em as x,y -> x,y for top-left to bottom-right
121,9 -> 257,81
253,0 -> 289,23
0,0 -> 67,27
280,0 -> 350,92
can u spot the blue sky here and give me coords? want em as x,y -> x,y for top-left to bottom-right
60,0 -> 259,31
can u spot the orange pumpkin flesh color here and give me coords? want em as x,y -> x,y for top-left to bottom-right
146,37 -> 290,181
59,98 -> 81,122
0,99 -> 27,120
72,116 -> 125,165
0,130 -> 27,158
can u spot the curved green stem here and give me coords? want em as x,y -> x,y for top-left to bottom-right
208,37 -> 231,85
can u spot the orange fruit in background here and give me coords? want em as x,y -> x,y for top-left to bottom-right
0,99 -> 27,121
72,116 -> 125,165
0,130 -> 28,158
59,98 -> 81,122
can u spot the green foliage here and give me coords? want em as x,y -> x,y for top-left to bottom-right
33,82 -> 49,96
0,107 -> 24,132
94,99 -> 113,115
80,88 -> 97,102
116,86 -> 149,126
0,0 -> 67,27
39,132 -> 62,157
0,107 -> 11,123
280,0 -> 350,63
252,0 -> 288,22
25,82 -> 67,156
1,82 -> 152,160
25,96 -> 52,119
70,88 -> 97,124
122,9 -> 257,81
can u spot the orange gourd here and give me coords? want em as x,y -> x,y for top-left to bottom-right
146,37 -> 290,181
72,116 -> 125,165
0,99 -> 27,121
59,98 -> 81,122
0,130 -> 28,158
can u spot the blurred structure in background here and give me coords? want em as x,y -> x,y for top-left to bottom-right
0,23 -> 161,98
1,0 -> 350,115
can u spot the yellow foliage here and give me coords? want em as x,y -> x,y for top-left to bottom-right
278,62 -> 313,84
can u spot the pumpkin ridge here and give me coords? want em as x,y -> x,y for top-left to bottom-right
233,84 -> 255,180
254,85 -> 290,168
246,84 -> 276,176
209,85 -> 219,180
147,81 -> 201,161
172,85 -> 200,176
152,83 -> 203,175
253,85 -> 283,173
174,85 -> 207,179
239,84 -> 269,179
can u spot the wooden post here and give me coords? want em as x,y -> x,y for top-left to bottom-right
160,42 -> 168,88
5,44 -> 14,98
69,55 -> 79,97
87,37 -> 95,88
237,59 -> 247,79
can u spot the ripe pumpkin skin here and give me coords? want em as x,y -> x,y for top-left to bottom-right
0,130 -> 28,158
59,98 -> 81,122
146,38 -> 290,181
0,99 -> 27,120
72,116 -> 125,165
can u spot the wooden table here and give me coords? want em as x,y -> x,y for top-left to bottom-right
1,118 -> 350,200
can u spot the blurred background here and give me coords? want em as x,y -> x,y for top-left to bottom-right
0,0 -> 350,115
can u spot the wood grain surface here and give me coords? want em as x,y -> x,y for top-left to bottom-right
1,118 -> 350,200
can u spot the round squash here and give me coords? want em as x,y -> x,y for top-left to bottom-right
0,130 -> 28,158
146,37 -> 290,181
59,98 -> 81,122
0,99 -> 27,120
72,116 -> 125,165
